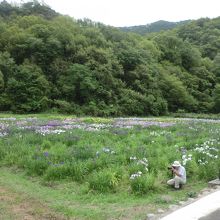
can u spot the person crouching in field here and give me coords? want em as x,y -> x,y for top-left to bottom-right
167,161 -> 186,189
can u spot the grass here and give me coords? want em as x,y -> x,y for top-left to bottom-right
0,114 -> 219,219
0,169 -> 66,220
0,167 -> 207,220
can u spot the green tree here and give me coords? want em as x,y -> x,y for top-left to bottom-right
159,68 -> 197,112
213,53 -> 220,81
0,1 -> 219,115
58,64 -> 98,105
0,52 -> 16,81
213,84 -> 220,113
0,0 -> 17,17
0,52 -> 17,111
7,63 -> 49,112
0,70 -> 4,92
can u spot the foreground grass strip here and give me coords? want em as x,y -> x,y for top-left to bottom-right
0,179 -> 66,220
0,168 -> 207,220
0,168 -> 105,220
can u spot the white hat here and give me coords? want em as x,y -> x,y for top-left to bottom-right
172,161 -> 181,167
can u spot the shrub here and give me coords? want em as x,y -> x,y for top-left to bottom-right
26,158 -> 49,176
88,169 -> 120,192
2,152 -> 19,166
148,155 -> 169,173
130,173 -> 157,195
44,162 -> 88,181
0,146 -> 6,160
44,164 -> 69,181
98,153 -> 121,167
42,140 -> 53,150
47,143 -> 70,163
67,162 -> 88,181
86,159 -> 104,173
53,100 -> 74,113
64,135 -> 80,147
70,146 -> 96,160
198,162 -> 219,181
128,163 -> 148,176
185,160 -> 199,178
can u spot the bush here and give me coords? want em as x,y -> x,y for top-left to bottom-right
70,146 -> 96,160
67,162 -> 88,181
88,169 -> 120,192
64,135 -> 81,147
53,100 -> 74,113
44,164 -> 69,181
130,173 -> 157,195
128,163 -> 148,176
198,162 -> 219,181
26,158 -> 49,176
42,140 -> 53,150
2,152 -> 19,165
185,160 -> 199,178
86,157 -> 111,173
44,162 -> 88,181
0,146 -> 6,161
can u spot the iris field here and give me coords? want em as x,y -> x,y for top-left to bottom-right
0,115 -> 219,219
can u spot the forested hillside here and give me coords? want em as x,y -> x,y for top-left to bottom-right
0,0 -> 219,115
120,20 -> 190,35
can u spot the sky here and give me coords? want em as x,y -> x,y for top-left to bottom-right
10,0 -> 220,27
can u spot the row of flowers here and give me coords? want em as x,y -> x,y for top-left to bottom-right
0,117 -> 178,137
1,117 -> 220,137
178,138 -> 219,166
194,139 -> 219,164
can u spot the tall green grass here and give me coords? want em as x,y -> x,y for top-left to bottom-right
0,118 -> 219,195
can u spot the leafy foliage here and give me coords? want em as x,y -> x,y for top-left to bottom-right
130,173 -> 157,195
0,1 -> 219,114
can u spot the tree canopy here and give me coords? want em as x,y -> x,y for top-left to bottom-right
0,1 -> 219,115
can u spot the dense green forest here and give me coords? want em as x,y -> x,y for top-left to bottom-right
0,0 -> 219,116
120,20 -> 191,35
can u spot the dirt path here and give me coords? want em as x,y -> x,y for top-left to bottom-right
0,185 -> 66,220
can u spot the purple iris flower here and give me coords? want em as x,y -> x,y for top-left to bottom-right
44,152 -> 49,157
